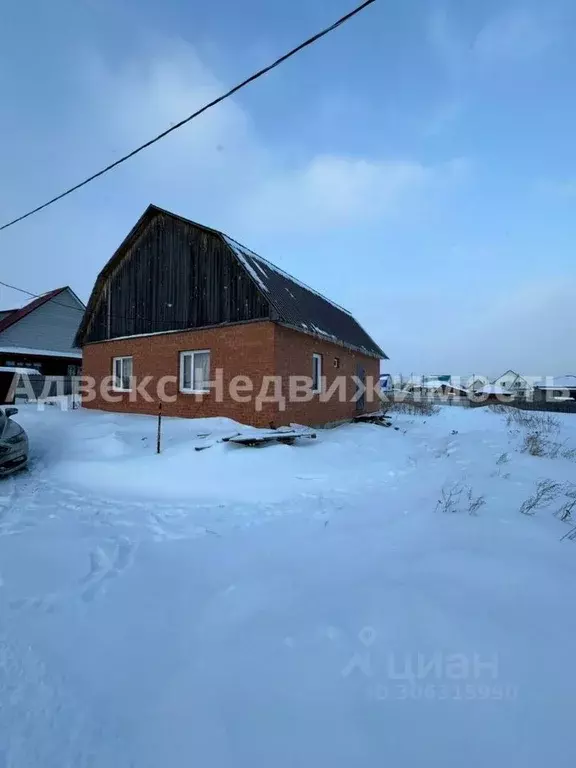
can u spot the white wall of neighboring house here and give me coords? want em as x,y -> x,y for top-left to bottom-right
0,288 -> 84,354
493,371 -> 532,392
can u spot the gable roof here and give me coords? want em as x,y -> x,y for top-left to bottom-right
0,288 -> 69,335
222,234 -> 385,358
79,204 -> 387,358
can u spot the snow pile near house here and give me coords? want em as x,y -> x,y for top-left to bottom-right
1,404 -> 576,767
31,410 -> 395,504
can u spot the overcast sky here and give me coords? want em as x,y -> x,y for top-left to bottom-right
1,0 -> 575,376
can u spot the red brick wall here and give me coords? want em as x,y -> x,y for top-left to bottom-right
273,324 -> 381,426
82,321 -> 382,427
82,321 -> 278,427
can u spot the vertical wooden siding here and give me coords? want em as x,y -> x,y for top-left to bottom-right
84,213 -> 270,343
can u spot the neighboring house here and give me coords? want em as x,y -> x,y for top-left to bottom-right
534,375 -> 576,401
424,374 -> 452,384
76,205 -> 387,427
0,287 -> 84,375
405,379 -> 468,397
492,370 -> 530,393
468,377 -> 488,392
379,373 -> 392,392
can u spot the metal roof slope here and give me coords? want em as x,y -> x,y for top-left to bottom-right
222,236 -> 386,359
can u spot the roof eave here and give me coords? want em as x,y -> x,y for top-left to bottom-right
276,321 -> 386,359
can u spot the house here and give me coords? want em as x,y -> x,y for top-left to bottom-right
534,376 -> 576,401
403,379 -> 468,397
492,370 -> 530,393
472,383 -> 516,403
76,205 -> 387,427
0,287 -> 84,375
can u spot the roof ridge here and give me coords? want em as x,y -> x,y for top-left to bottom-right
0,286 -> 68,335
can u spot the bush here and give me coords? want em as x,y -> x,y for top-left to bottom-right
555,484 -> 576,522
521,432 -> 547,457
435,482 -> 485,515
506,409 -> 560,433
383,395 -> 441,417
519,479 -> 564,515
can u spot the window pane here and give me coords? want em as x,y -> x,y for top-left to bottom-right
313,355 -> 321,391
122,358 -> 132,390
193,352 -> 210,391
114,358 -> 122,388
182,354 -> 192,390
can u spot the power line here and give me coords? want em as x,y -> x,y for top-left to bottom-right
0,278 -> 223,328
0,280 -> 85,314
0,0 -> 377,233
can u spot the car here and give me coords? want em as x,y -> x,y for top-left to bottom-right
0,407 -> 29,477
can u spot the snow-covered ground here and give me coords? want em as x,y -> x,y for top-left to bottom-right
1,403 -> 576,767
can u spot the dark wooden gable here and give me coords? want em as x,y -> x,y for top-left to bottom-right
80,209 -> 271,344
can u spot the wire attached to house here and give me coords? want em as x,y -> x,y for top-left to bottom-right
0,278 -> 218,328
0,0 -> 377,233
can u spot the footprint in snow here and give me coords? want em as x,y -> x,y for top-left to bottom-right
9,537 -> 138,613
81,538 -> 137,603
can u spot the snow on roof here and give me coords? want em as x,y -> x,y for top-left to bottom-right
223,235 -> 352,316
0,345 -> 82,359
420,379 -> 468,391
475,384 -> 513,395
310,324 -> 338,341
536,375 -> 576,390
222,233 -> 385,358
223,237 -> 269,293
0,366 -> 42,375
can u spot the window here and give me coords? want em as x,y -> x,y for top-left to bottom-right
112,356 -> 133,391
180,350 -> 211,393
312,353 -> 322,393
333,357 -> 340,369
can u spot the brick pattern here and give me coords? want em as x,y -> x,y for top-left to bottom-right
274,325 -> 381,426
82,321 -> 277,427
82,321 -> 382,427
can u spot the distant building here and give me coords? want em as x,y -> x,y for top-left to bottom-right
534,376 -> 576,401
0,287 -> 84,375
492,370 -> 530,393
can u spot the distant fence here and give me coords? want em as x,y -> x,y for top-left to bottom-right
385,389 -> 576,414
469,396 -> 576,414
496,398 -> 576,415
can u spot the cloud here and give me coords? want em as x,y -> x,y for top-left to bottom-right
418,276 -> 576,376
428,5 -> 556,79
427,7 -> 466,79
472,8 -> 554,64
81,39 -> 259,178
239,155 -> 468,233
78,38 -> 467,235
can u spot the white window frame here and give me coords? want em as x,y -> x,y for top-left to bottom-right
112,356 -> 133,392
312,353 -> 323,394
179,350 -> 211,394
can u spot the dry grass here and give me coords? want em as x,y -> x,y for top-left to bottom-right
383,396 -> 441,417
435,482 -> 486,515
519,479 -> 564,516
